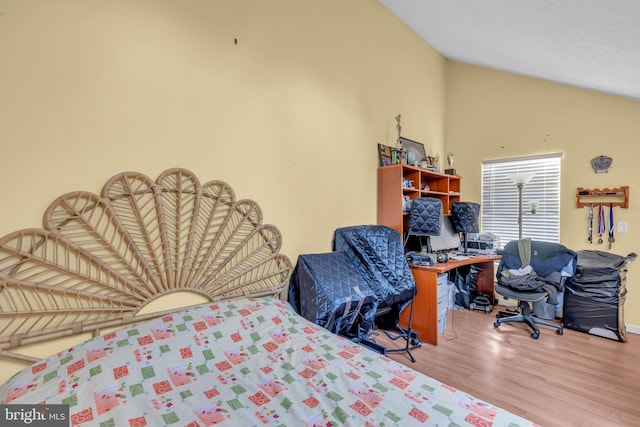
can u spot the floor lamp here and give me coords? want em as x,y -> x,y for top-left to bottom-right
509,172 -> 535,240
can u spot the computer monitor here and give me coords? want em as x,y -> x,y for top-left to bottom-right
429,216 -> 461,252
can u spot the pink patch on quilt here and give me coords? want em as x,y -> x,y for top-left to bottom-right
87,345 -> 108,363
238,308 -> 251,316
4,381 -> 33,402
152,380 -> 173,395
103,331 -> 117,340
113,365 -> 129,379
302,397 -> 320,408
32,362 -> 47,374
94,385 -> 121,414
262,341 -> 278,352
71,408 -> 93,425
214,361 -> 232,372
151,325 -> 173,340
194,402 -> 226,426
67,359 -> 85,375
204,388 -> 220,399
338,351 -> 354,359
128,416 -> 148,427
168,364 -> 192,387
257,377 -> 284,397
298,368 -> 316,379
193,321 -> 207,331
409,407 -> 429,422
180,347 -> 193,358
249,391 -> 271,406
389,377 -> 409,389
230,332 -> 242,342
464,413 -> 494,427
137,335 -> 154,345
162,315 -> 174,322
349,400 -> 373,416
348,384 -> 382,409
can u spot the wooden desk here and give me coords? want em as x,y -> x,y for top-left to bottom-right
399,254 -> 501,345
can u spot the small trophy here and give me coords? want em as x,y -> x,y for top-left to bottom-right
445,152 -> 456,175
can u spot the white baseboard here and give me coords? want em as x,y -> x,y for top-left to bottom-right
626,324 -> 640,334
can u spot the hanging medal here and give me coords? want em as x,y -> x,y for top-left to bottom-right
608,203 -> 615,249
588,203 -> 594,244
597,202 -> 605,244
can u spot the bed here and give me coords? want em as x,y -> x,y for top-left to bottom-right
0,168 -> 535,426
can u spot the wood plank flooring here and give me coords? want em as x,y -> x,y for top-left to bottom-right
375,306 -> 640,427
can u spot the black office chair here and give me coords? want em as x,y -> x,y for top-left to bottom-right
450,202 -> 480,254
493,239 -> 577,339
404,197 -> 442,253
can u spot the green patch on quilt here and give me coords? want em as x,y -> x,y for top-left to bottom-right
250,332 -> 261,342
99,418 -> 115,427
202,349 -> 215,360
213,331 -> 223,339
287,327 -> 297,334
161,411 -> 179,424
280,397 -> 293,410
129,383 -> 145,397
433,404 -> 453,417
287,317 -> 299,325
127,328 -> 139,336
59,355 -> 73,365
421,383 -> 436,393
90,365 -> 102,377
227,398 -> 243,410
321,344 -> 332,351
141,366 -> 156,379
116,339 -> 129,348
182,314 -> 193,322
325,391 -> 343,402
362,355 -> 375,363
281,362 -> 295,371
325,372 -> 337,381
223,310 -> 234,318
332,406 -> 349,423
373,383 -> 388,393
385,410 -> 401,422
256,315 -> 265,323
239,367 -> 251,376
196,364 -> 209,375
285,348 -> 294,355
176,324 -> 187,332
43,371 -> 58,383
366,371 -> 382,380
247,345 -> 259,355
159,344 -> 171,353
282,373 -> 295,384
323,353 -> 336,361
180,390 -> 193,399
230,384 -> 246,395
61,394 -> 77,407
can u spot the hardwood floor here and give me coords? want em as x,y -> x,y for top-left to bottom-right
376,306 -> 640,427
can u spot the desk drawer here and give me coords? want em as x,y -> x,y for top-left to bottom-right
438,307 -> 447,334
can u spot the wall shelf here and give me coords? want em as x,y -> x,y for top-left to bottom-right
576,186 -> 629,208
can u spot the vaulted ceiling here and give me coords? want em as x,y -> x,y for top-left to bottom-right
379,0 -> 640,100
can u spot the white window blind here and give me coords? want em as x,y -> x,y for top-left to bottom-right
481,153 -> 562,244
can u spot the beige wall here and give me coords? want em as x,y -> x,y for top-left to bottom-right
446,62 -> 640,326
0,0 -> 446,379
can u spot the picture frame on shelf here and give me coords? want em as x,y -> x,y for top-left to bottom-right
399,137 -> 427,165
378,143 -> 395,166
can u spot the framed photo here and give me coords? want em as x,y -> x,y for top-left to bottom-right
378,143 -> 395,166
399,137 -> 427,165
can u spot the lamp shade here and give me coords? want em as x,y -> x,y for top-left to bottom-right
509,172 -> 535,185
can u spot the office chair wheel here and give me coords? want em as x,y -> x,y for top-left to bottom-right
556,329 -> 563,335
531,331 -> 540,339
493,321 -> 500,328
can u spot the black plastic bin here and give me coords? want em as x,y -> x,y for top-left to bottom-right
563,250 -> 636,342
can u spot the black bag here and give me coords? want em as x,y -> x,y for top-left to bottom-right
451,264 -> 481,308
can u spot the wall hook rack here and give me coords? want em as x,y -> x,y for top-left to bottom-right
576,186 -> 629,208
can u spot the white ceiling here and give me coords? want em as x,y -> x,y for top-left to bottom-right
379,0 -> 640,101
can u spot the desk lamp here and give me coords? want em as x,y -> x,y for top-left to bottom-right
508,172 -> 535,240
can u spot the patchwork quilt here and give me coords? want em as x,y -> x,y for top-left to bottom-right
0,297 -> 536,426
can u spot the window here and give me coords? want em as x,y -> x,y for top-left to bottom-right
481,153 -> 562,244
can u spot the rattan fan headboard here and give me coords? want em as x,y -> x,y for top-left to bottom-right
0,168 -> 292,362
